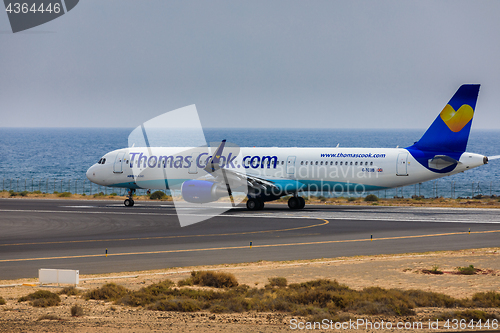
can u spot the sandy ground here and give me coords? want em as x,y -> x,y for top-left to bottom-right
1,248 -> 499,332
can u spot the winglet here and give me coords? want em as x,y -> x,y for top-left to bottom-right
204,140 -> 226,173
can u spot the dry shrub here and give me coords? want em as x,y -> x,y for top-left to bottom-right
149,299 -> 200,312
118,291 -> 157,307
0,296 -> 5,305
471,291 -> 500,307
222,297 -> 252,312
191,271 -> 238,288
355,300 -> 414,316
351,287 -> 415,316
421,265 -> 443,275
210,304 -> 228,313
149,191 -> 167,200
85,283 -> 129,301
288,279 -> 348,291
292,305 -> 324,317
18,290 -> 61,307
141,280 -> 174,296
403,289 -> 463,308
267,277 -> 287,288
70,304 -> 84,317
177,278 -> 194,287
456,265 -> 478,275
118,279 -> 220,307
364,194 -> 379,202
261,297 -> 295,312
59,286 -> 80,296
106,276 -> 500,320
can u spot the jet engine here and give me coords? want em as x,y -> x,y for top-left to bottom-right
180,180 -> 228,203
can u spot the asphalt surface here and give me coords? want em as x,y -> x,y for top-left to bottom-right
1,198 -> 499,280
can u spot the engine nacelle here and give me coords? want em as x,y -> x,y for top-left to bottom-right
181,180 -> 227,203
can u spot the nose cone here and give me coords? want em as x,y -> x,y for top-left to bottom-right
86,165 -> 96,183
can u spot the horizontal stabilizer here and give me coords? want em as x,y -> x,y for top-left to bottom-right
428,155 -> 459,170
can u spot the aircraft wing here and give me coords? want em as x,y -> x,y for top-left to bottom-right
203,140 -> 304,197
212,168 -> 305,195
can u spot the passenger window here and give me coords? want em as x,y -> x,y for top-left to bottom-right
320,161 -> 323,165
370,161 -> 373,166
340,161 -> 343,166
335,161 -> 338,165
355,162 -> 358,166
305,161 -> 308,165
350,161 -> 353,165
365,161 -> 368,166
301,161 -> 304,165
315,161 -> 318,165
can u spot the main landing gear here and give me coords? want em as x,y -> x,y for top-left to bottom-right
246,196 -> 306,211
246,198 -> 264,211
288,196 -> 305,210
124,189 -> 135,207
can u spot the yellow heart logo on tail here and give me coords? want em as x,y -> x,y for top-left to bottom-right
439,104 -> 474,132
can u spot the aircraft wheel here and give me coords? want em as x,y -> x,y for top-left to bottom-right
288,197 -> 300,210
124,199 -> 135,207
298,197 -> 305,209
257,200 -> 265,210
246,198 -> 259,211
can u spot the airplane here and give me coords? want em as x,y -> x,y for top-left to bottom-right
86,84 -> 494,211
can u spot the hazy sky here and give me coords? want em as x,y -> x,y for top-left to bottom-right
1,1 -> 500,129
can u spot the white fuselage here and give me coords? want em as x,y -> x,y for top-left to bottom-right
86,146 -> 486,195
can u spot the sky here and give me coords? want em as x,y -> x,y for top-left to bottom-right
1,0 -> 500,129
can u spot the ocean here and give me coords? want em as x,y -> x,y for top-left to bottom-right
0,128 -> 498,198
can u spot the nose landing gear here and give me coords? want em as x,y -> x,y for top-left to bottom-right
124,189 -> 135,207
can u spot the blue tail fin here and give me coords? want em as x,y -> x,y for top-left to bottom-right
410,84 -> 480,153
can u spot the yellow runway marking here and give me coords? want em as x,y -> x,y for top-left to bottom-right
2,220 -> 499,263
0,217 -> 329,247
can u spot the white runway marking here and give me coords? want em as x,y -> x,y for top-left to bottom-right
1,207 -> 500,224
60,206 -> 97,208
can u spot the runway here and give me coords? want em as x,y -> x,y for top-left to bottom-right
1,198 -> 499,280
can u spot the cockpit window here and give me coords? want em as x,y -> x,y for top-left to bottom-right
98,158 -> 106,164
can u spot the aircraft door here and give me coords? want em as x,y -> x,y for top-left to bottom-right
396,153 -> 408,176
188,152 -> 200,174
286,156 -> 296,175
113,152 -> 125,173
